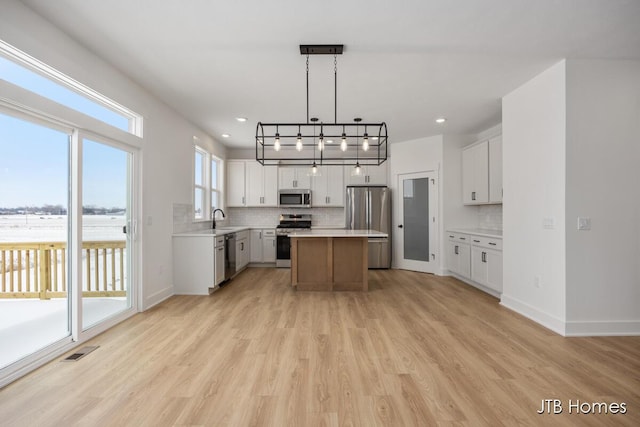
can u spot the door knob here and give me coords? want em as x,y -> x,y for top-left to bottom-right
398,225 -> 403,228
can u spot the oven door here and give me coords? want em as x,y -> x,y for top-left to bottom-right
276,234 -> 291,268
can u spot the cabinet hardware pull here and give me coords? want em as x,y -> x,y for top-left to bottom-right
482,252 -> 486,262
241,242 -> 244,250
449,235 -> 454,238
489,242 -> 497,246
473,239 -> 480,243
459,237 -> 466,240
472,191 -> 476,201
455,245 -> 459,255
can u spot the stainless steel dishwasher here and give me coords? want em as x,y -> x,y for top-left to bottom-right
224,233 -> 236,281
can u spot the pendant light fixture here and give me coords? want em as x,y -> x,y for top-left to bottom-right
256,44 -> 388,167
296,126 -> 303,151
308,117 -> 321,176
351,118 -> 362,176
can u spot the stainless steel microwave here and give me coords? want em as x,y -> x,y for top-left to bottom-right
278,189 -> 311,208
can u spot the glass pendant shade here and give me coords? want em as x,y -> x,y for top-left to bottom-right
351,162 -> 362,176
296,133 -> 303,151
274,133 -> 281,151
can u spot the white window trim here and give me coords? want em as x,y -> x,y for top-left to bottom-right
194,143 -> 224,221
0,40 -> 143,137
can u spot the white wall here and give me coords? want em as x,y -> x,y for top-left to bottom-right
0,0 -> 226,310
501,60 -> 567,334
564,59 -> 640,335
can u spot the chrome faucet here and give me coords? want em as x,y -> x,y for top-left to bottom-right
211,208 -> 225,229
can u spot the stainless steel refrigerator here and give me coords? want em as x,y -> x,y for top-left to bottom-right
345,185 -> 391,269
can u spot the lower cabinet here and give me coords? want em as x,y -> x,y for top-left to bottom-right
447,231 -> 502,296
214,238 -> 225,286
250,229 -> 276,264
447,239 -> 470,278
173,235 -> 218,295
236,230 -> 250,272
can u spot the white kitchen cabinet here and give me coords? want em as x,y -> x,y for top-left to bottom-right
470,236 -> 502,293
227,161 -> 247,207
311,165 -> 344,207
462,135 -> 502,205
447,233 -> 471,278
462,141 -> 489,204
279,167 -> 311,189
246,161 -> 278,207
236,230 -> 250,271
250,229 -> 263,263
250,229 -> 276,263
344,161 -> 388,186
263,229 -> 276,262
488,136 -> 503,203
447,230 -> 502,296
173,235 -> 219,295
214,236 -> 225,286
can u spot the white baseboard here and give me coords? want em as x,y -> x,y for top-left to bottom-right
564,320 -> 640,337
500,294 -> 566,336
143,285 -> 174,311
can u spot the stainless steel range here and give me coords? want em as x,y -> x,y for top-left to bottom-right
276,214 -> 312,268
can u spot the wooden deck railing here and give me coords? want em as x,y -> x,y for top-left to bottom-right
0,241 -> 127,299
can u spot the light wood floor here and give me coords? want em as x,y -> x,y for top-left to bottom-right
1,268 -> 639,426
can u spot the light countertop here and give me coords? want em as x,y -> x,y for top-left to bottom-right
287,229 -> 388,238
446,228 -> 503,238
172,226 -> 250,237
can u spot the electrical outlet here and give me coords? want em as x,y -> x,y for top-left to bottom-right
534,276 -> 541,288
542,217 -> 555,229
577,217 -> 591,231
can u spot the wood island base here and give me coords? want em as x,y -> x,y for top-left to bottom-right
291,236 -> 368,291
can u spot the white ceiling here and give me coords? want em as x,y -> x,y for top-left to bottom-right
20,0 -> 640,148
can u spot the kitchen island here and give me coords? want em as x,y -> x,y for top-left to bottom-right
288,229 -> 388,291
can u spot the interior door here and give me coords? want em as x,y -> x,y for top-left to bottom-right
395,172 -> 438,273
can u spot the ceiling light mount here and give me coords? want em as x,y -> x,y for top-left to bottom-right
256,44 -> 388,167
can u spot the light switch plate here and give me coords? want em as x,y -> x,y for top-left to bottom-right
577,217 -> 591,230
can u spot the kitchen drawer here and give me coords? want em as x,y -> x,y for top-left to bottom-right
262,229 -> 276,237
215,236 -> 225,247
236,230 -> 250,240
447,232 -> 471,243
469,236 -> 502,251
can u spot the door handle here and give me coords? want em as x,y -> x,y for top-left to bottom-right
398,224 -> 403,228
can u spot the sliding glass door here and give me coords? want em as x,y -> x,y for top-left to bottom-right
81,137 -> 133,330
0,112 -> 72,369
0,113 -> 137,372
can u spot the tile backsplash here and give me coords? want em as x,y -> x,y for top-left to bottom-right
173,203 -> 345,233
227,207 -> 345,228
477,204 -> 503,230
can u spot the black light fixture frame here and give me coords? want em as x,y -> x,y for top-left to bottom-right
256,44 -> 388,167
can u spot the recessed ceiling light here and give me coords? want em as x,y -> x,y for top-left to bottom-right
436,117 -> 446,124
221,133 -> 230,138
236,117 -> 248,122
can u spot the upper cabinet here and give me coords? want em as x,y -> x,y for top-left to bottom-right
311,165 -> 344,207
488,136 -> 502,203
227,160 -> 278,207
279,167 -> 311,190
246,161 -> 278,207
344,161 -> 388,186
462,135 -> 502,205
226,160 -> 247,207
